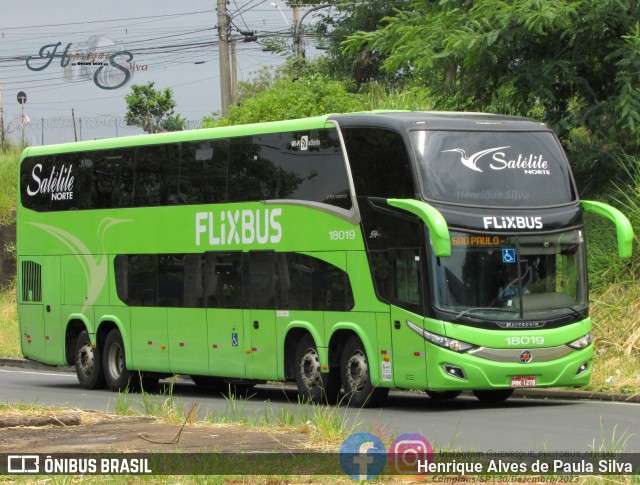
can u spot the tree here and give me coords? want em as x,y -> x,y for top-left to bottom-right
125,82 -> 186,133
203,75 -> 365,127
343,0 -> 640,194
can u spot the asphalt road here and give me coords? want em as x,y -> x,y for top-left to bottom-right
1,366 -> 638,453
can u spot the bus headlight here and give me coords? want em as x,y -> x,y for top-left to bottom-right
406,320 -> 476,353
567,333 -> 592,350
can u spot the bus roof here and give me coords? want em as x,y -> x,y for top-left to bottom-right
21,111 -> 551,159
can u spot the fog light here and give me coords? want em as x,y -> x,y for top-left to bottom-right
576,362 -> 589,376
443,365 -> 467,380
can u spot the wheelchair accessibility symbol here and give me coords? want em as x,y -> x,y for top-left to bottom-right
502,249 -> 516,263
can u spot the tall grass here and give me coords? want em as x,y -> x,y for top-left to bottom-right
0,143 -> 21,226
586,153 -> 640,392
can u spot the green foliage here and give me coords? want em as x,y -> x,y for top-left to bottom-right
124,82 -> 186,133
0,144 -> 20,226
312,0 -> 412,87
343,0 -> 640,195
203,75 -> 365,127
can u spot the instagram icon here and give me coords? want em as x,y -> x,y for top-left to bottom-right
388,433 -> 434,475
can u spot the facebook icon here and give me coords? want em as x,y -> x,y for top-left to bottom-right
339,432 -> 387,480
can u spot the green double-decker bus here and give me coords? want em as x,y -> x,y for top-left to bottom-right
17,111 -> 633,407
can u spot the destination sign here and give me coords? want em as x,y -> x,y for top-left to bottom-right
451,235 -> 510,247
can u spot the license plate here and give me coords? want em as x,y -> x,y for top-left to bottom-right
511,376 -> 536,388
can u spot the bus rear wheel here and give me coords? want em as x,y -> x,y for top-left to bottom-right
473,389 -> 514,402
340,336 -> 388,408
426,390 -> 462,400
294,334 -> 340,404
74,330 -> 106,390
103,329 -> 133,392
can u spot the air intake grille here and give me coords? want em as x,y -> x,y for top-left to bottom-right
21,261 -> 42,302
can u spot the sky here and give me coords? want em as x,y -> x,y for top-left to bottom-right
0,0 -> 311,127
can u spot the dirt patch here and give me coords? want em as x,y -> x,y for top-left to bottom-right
0,412 -> 312,453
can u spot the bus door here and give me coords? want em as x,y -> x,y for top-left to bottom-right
205,252 -> 245,378
18,257 -> 46,361
389,249 -> 428,389
245,251 -> 277,380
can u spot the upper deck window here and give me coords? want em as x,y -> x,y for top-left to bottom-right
19,128 -> 351,212
411,130 -> 576,207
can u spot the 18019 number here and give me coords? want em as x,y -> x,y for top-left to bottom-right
505,336 -> 545,346
329,230 -> 356,241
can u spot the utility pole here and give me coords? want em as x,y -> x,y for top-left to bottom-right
0,79 -> 4,149
71,108 -> 78,142
217,0 -> 232,116
292,5 -> 301,59
230,39 -> 237,106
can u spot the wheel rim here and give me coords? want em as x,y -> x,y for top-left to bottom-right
77,344 -> 94,377
107,341 -> 124,380
299,347 -> 322,389
345,350 -> 368,392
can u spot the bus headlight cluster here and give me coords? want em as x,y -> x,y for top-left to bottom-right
567,333 -> 592,350
406,320 -> 476,353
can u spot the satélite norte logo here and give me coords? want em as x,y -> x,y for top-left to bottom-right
339,432 -> 387,480
388,433 -> 434,475
443,146 -> 551,175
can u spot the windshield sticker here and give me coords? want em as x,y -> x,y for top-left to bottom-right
483,216 -> 543,230
443,147 -> 551,175
502,248 -> 516,263
291,136 -> 320,151
195,208 -> 282,246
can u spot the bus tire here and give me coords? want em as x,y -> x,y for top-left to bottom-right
103,329 -> 132,392
426,390 -> 462,400
294,334 -> 340,404
473,389 -> 514,403
74,330 -> 106,390
340,336 -> 388,408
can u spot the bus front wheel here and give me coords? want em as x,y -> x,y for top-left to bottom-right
74,330 -> 106,390
294,334 -> 340,404
103,329 -> 131,392
473,389 -> 514,402
340,336 -> 388,408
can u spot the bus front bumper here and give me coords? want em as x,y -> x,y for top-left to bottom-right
425,343 -> 593,391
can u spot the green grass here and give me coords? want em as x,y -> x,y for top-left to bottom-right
0,143 -> 21,226
0,283 -> 19,358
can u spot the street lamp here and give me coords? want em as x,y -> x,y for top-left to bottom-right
270,2 -> 290,26
293,4 -> 336,59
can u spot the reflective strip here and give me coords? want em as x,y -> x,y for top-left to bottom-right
468,345 -> 574,363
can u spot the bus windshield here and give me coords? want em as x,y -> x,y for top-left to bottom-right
432,230 -> 587,321
411,130 -> 575,206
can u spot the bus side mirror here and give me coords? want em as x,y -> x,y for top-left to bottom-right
581,200 -> 634,259
386,199 -> 451,257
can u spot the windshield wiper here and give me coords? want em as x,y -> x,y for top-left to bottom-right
454,307 -> 519,320
544,306 -> 586,319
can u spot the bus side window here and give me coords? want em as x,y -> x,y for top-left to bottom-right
179,140 -> 229,204
93,149 -> 134,209
342,128 -> 415,199
204,252 -> 244,309
133,145 -> 178,207
248,252 -> 275,310
276,253 -> 354,312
